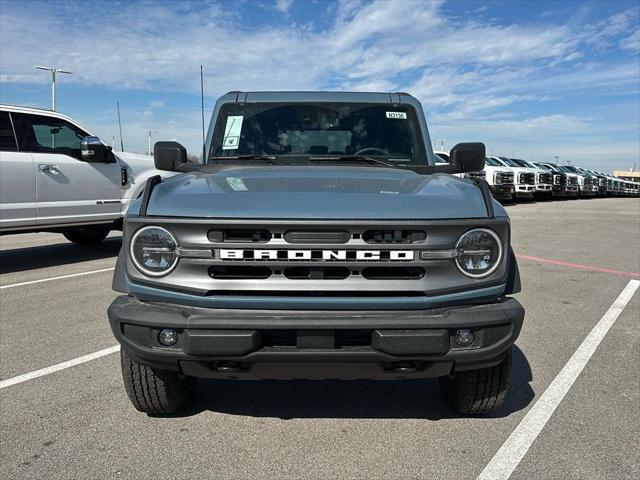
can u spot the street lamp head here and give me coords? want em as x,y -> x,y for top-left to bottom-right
57,70 -> 73,75
34,66 -> 53,71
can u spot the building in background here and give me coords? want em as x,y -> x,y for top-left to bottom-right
613,170 -> 640,182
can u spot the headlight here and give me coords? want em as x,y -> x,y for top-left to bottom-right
130,226 -> 178,276
455,228 -> 502,278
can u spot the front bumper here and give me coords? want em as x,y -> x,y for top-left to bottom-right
535,184 -> 553,194
489,184 -> 515,200
108,295 -> 525,380
554,185 -> 578,197
515,184 -> 535,198
579,187 -> 597,196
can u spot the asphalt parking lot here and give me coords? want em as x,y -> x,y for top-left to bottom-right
1,197 -> 638,480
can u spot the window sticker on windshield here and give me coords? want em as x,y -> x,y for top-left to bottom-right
386,111 -> 407,119
222,115 -> 243,150
226,177 -> 248,191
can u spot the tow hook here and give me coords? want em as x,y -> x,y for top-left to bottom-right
392,361 -> 418,373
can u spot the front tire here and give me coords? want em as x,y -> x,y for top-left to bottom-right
120,349 -> 194,415
439,348 -> 512,415
63,225 -> 110,245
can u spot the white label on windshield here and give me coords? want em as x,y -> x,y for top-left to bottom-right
222,115 -> 243,150
386,111 -> 407,119
226,177 -> 248,191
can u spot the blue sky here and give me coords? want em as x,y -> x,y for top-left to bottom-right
1,0 -> 638,171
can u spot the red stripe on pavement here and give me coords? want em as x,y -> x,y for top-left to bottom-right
516,254 -> 640,279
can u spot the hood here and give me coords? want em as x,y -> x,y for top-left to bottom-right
114,151 -> 154,169
142,166 -> 494,220
503,166 -> 538,174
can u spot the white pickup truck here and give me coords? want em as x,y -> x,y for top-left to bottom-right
0,105 -> 178,244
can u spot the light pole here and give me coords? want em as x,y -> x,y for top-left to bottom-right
439,139 -> 446,151
144,130 -> 155,156
34,66 -> 72,111
554,155 -> 559,164
109,135 -> 118,149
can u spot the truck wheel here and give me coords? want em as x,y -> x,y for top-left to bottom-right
120,349 -> 194,415
63,226 -> 111,245
439,347 -> 512,415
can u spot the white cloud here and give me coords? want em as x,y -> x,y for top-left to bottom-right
0,0 -> 609,94
0,0 -> 638,167
620,29 -> 640,52
275,0 -> 293,14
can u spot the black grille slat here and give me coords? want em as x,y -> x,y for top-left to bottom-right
284,230 -> 351,244
209,266 -> 272,279
208,229 -> 271,243
363,230 -> 426,244
284,267 -> 350,280
362,267 -> 425,280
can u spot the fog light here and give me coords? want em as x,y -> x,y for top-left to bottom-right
455,329 -> 475,347
158,329 -> 178,346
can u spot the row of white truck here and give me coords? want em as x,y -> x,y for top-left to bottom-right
1,104 -> 636,246
434,151 -> 640,201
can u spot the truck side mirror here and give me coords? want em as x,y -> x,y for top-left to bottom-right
81,136 -> 112,163
154,141 -> 187,171
449,143 -> 486,173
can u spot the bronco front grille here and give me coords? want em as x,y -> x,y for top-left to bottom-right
125,218 -> 510,299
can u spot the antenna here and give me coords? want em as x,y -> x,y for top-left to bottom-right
201,65 -> 206,162
117,102 -> 124,151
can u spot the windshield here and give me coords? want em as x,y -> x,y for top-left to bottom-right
209,102 -> 427,165
498,157 -> 522,168
485,157 -> 502,167
536,163 -> 556,171
518,160 -> 537,168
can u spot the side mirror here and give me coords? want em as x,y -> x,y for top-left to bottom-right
449,142 -> 486,173
154,141 -> 187,171
81,136 -> 112,162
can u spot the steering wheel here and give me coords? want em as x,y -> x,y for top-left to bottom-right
354,147 -> 388,156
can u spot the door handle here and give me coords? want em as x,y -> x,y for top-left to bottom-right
38,164 -> 61,174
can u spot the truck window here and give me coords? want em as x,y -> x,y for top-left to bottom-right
0,112 -> 18,152
11,113 -> 89,158
209,103 -> 427,165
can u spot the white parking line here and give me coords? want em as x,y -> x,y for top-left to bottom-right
0,267 -> 115,290
477,279 -> 639,480
0,345 -> 120,390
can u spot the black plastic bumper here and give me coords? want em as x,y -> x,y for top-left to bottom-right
108,295 -> 525,380
489,184 -> 515,200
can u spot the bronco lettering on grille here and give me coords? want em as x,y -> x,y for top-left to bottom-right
219,249 -> 415,261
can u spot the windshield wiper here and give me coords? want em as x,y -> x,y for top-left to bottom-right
309,155 -> 395,167
210,154 -> 283,165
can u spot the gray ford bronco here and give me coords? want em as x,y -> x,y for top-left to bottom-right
108,91 -> 524,416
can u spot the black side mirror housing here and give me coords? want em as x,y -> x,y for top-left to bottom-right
154,141 -> 187,171
81,136 -> 112,162
449,142 -> 486,173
